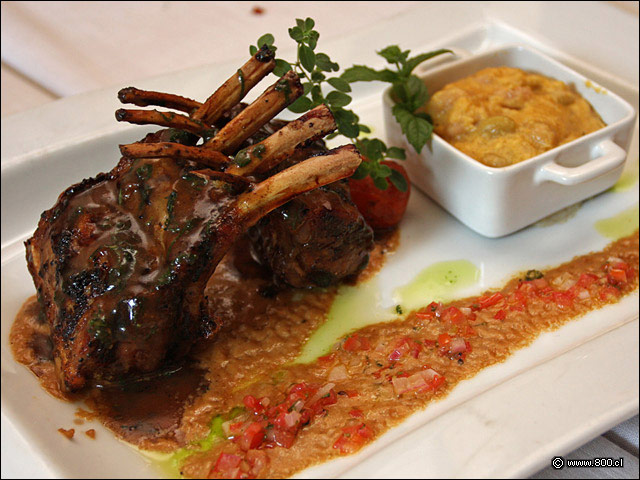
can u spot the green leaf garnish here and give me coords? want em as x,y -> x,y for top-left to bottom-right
250,17 -> 448,190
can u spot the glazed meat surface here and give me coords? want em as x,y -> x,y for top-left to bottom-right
26,141 -> 362,391
249,146 -> 374,288
25,154 -> 245,391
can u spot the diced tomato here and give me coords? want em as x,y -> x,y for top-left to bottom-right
600,286 -> 620,300
508,290 -> 527,310
392,368 -> 444,395
228,421 -> 244,434
318,353 -> 337,365
607,268 -> 628,285
611,261 -> 631,270
388,349 -> 402,362
343,334 -> 371,352
288,382 -> 315,395
417,302 -> 442,320
332,423 -> 374,454
388,337 -> 422,361
349,408 -> 364,418
552,290 -> 575,308
577,272 -> 599,288
517,282 -> 537,296
212,453 -> 242,478
236,422 -> 265,451
429,374 -> 446,390
273,412 -> 289,430
459,324 -> 477,337
531,278 -> 549,289
494,309 -> 506,320
441,306 -> 465,325
437,333 -> 451,348
477,292 -> 504,309
245,450 -> 269,478
266,427 -> 296,449
448,337 -> 467,354
243,395 -> 265,414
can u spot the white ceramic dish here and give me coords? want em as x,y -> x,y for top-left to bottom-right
383,44 -> 637,238
2,3 -> 639,479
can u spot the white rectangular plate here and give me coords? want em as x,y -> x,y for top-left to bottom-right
2,3 -> 638,478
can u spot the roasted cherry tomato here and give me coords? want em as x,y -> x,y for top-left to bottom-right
348,160 -> 411,230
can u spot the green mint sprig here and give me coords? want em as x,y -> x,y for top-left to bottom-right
341,46 -> 452,153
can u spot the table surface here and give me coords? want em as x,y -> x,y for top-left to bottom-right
1,1 -> 638,478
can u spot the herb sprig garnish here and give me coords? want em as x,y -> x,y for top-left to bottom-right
352,138 -> 407,191
250,18 -> 450,191
342,46 -> 452,153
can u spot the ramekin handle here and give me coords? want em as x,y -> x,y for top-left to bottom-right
414,47 -> 472,75
535,139 -> 626,186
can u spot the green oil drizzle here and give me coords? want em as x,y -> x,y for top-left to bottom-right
393,260 -> 480,313
610,170 -> 639,193
139,409 -> 243,478
296,278 -> 394,363
137,448 -> 180,479
296,260 -> 479,363
595,204 -> 639,240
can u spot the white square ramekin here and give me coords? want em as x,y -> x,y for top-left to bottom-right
383,44 -> 637,237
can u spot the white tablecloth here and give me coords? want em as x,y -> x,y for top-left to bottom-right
1,1 -> 638,478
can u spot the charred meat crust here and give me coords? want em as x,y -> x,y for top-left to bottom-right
25,142 -> 362,392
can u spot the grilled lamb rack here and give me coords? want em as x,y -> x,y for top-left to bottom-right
26,143 -> 362,392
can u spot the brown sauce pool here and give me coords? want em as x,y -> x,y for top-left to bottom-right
10,230 -> 639,479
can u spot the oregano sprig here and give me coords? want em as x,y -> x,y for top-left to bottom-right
341,46 -> 452,153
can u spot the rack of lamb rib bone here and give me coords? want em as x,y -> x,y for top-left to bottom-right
26,46 -> 374,392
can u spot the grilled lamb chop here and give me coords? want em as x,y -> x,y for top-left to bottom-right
212,107 -> 375,289
25,145 -> 362,392
247,144 -> 374,288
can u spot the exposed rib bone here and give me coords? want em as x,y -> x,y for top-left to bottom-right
118,87 -> 203,113
188,169 -> 252,189
234,144 -> 362,227
204,70 -> 303,154
115,109 -> 216,138
119,143 -> 229,168
225,104 -> 337,176
192,45 -> 276,125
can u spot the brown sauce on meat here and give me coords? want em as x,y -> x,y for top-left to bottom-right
10,230 -> 639,479
85,365 -> 208,449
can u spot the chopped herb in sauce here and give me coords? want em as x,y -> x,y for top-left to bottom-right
525,269 -> 544,281
234,148 -> 252,168
181,172 -> 208,189
165,191 -> 178,228
237,69 -> 246,96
